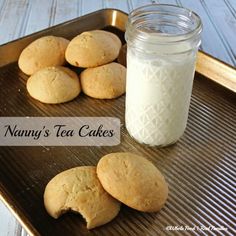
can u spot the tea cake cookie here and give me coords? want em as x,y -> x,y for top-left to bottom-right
26,66 -> 80,104
80,62 -> 126,99
44,166 -> 121,229
18,36 -> 69,75
65,30 -> 122,68
117,44 -> 127,67
97,152 -> 168,212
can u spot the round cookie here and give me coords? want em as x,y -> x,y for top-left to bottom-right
26,66 -> 81,104
97,152 -> 168,212
80,62 -> 126,99
44,166 -> 121,229
18,36 -> 69,75
65,30 -> 122,68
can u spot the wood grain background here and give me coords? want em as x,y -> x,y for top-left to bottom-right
0,0 -> 236,66
0,0 -> 235,235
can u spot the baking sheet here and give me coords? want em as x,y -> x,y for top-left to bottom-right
0,9 -> 235,236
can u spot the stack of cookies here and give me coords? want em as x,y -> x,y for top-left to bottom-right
66,30 -> 126,100
44,152 -> 169,229
18,30 -> 126,104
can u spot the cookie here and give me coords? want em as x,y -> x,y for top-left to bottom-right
18,36 -> 69,75
80,62 -> 126,99
26,66 -> 80,104
97,152 -> 168,212
44,166 -> 121,229
117,44 -> 127,67
65,30 -> 122,68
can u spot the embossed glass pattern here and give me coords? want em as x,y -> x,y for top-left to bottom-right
125,4 -> 202,146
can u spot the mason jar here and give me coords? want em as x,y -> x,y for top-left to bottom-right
125,4 -> 202,147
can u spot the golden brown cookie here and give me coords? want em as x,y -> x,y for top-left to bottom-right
97,152 -> 168,212
18,36 -> 69,75
65,30 -> 122,68
80,62 -> 126,99
26,66 -> 80,104
44,166 -> 121,229
117,44 -> 127,67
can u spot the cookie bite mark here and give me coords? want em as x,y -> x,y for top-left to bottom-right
44,166 -> 121,229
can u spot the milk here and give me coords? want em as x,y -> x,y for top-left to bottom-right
125,48 -> 196,146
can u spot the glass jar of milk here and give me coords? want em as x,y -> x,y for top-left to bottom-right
125,4 -> 202,147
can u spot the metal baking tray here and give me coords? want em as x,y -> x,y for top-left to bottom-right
0,9 -> 235,236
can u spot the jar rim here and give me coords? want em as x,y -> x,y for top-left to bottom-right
126,4 -> 202,43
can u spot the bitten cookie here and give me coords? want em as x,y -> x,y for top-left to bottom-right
80,62 -> 126,99
18,36 -> 69,75
44,166 -> 121,229
65,30 -> 122,68
26,66 -> 80,104
97,152 -> 168,212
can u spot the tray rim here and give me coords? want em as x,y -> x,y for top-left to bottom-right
0,8 -> 126,48
0,183 -> 40,236
0,7 -> 235,236
196,50 -> 236,93
0,8 -> 235,93
0,8 -> 236,93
